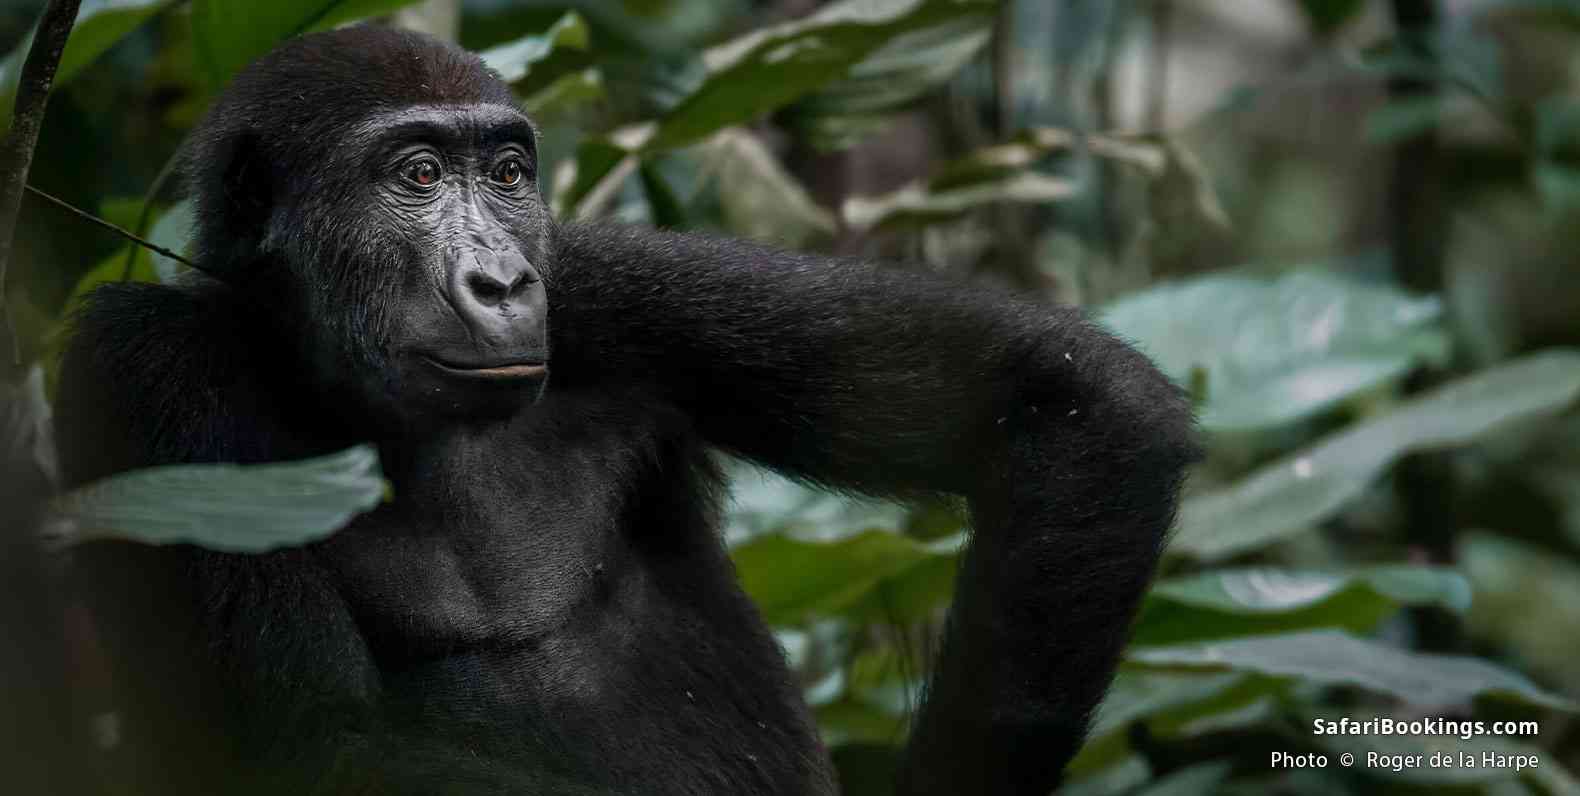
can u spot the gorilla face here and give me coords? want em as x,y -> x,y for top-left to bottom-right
259,102 -> 556,424
355,103 -> 552,417
188,29 -> 553,428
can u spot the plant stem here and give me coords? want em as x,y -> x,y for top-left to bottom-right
0,0 -> 83,368
27,184 -> 194,269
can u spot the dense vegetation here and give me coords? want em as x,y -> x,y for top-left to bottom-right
4,1 -> 1580,793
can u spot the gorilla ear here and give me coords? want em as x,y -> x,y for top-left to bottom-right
191,130 -> 274,275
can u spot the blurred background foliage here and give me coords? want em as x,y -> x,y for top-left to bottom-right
5,0 -> 1580,793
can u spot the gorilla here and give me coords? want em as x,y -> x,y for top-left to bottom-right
55,24 -> 1198,796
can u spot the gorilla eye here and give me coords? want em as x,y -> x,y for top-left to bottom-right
404,158 -> 442,188
493,158 -> 525,187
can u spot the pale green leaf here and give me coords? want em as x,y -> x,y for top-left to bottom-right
1099,269 -> 1450,432
479,11 -> 588,85
699,128 -> 836,247
843,171 -> 1078,231
1171,349 -> 1580,560
51,445 -> 386,553
1131,630 -> 1579,712
1133,566 -> 1471,645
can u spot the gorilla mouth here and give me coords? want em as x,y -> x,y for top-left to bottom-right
422,355 -> 548,381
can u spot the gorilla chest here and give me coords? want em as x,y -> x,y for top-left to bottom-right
303,423 -> 822,791
318,430 -> 667,660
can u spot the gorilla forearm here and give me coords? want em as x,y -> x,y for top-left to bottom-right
553,221 -> 1201,791
901,338 -> 1199,794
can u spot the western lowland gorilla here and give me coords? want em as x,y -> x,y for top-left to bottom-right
54,24 -> 1198,796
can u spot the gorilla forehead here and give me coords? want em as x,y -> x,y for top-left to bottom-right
198,26 -> 517,157
349,104 -> 538,157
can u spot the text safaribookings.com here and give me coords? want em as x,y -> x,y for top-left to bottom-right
1311,717 -> 1539,740
1266,717 -> 1544,773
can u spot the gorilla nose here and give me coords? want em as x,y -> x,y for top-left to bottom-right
462,248 -> 541,309
445,243 -> 548,353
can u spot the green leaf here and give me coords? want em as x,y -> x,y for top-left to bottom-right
814,699 -> 907,748
522,68 -> 604,123
731,529 -> 950,625
647,0 -> 995,152
724,459 -> 909,547
1130,630 -> 1579,712
550,126 -> 650,220
147,198 -> 195,281
1099,269 -> 1450,432
0,0 -> 172,129
1297,0 -> 1367,35
698,128 -> 836,247
788,14 -> 991,150
843,171 -> 1078,232
637,161 -> 687,230
1470,0 -> 1580,25
1088,671 -> 1247,739
1461,533 -> 1580,698
1133,566 -> 1472,645
190,0 -> 423,88
479,11 -> 588,85
49,446 -> 386,553
1151,566 -> 1471,616
1363,95 -> 1454,144
60,199 -> 194,318
1170,349 -> 1580,560
1062,756 -> 1152,796
1134,761 -> 1234,796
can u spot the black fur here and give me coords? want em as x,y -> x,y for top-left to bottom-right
55,25 -> 1199,796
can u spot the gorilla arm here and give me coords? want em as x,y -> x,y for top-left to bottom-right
550,222 -> 1201,795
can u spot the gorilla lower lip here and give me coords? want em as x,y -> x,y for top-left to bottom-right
466,363 -> 546,379
425,357 -> 547,380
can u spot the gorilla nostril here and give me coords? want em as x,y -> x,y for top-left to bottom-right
517,261 -> 542,285
466,271 -> 510,306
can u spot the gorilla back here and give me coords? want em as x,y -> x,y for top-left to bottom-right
56,25 -> 1199,796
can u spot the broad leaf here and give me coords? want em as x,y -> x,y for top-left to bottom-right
1063,756 -> 1152,796
731,530 -> 957,626
787,15 -> 991,150
1088,671 -> 1247,739
698,128 -> 836,247
1131,630 -> 1578,712
1170,349 -> 1580,560
1100,269 -> 1450,432
522,68 -> 604,123
724,460 -> 908,547
191,0 -> 423,88
1461,533 -> 1580,699
1133,761 -> 1234,796
50,445 -> 386,553
147,198 -> 195,281
0,0 -> 171,129
648,0 -> 995,152
61,200 -> 192,318
1132,566 -> 1471,645
1298,0 -> 1367,35
553,0 -> 995,217
479,12 -> 588,85
844,172 -> 1078,232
